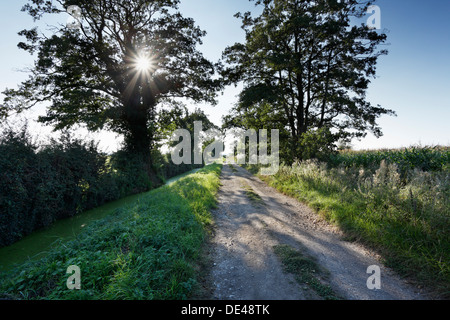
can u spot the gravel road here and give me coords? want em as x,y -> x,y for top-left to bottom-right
205,164 -> 429,300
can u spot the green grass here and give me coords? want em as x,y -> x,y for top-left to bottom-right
241,180 -> 265,206
0,164 -> 222,300
255,155 -> 449,299
229,164 -> 238,173
273,244 -> 340,300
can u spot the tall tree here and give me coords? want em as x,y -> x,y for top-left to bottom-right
1,0 -> 220,183
221,0 -> 396,161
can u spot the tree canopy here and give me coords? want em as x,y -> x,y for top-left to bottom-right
1,0 -> 221,181
221,0 -> 396,162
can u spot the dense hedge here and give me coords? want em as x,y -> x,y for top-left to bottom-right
0,128 -> 201,247
156,152 -> 202,183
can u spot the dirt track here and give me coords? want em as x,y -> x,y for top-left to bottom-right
204,164 -> 429,300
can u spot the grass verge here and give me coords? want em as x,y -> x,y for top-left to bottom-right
0,164 -> 222,300
244,161 -> 449,299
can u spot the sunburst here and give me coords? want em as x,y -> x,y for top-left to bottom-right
124,51 -> 158,98
135,55 -> 152,72
132,52 -> 156,75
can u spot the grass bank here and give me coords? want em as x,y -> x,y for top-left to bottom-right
246,157 -> 449,298
0,163 -> 222,300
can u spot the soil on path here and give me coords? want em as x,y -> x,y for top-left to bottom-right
202,164 -> 429,300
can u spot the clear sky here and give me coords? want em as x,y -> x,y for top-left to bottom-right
0,0 -> 449,152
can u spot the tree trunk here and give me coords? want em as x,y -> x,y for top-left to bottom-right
123,98 -> 161,188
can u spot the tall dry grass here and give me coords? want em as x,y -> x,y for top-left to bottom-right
259,157 -> 449,298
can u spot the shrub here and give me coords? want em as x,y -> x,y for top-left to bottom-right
34,133 -> 110,222
155,151 -> 203,183
0,127 -> 205,248
108,150 -> 154,197
297,127 -> 338,161
0,128 -> 38,245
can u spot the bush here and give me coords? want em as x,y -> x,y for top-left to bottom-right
0,129 -> 112,246
155,151 -> 203,183
297,127 -> 338,161
108,150 -> 154,197
0,129 -> 38,244
35,133 -> 111,221
0,127 -> 206,248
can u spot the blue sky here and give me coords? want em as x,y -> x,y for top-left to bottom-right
0,0 -> 449,151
